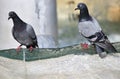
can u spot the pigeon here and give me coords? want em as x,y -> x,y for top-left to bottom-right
8,11 -> 38,52
75,3 -> 117,58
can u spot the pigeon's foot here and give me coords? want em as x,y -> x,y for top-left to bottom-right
98,52 -> 107,58
16,45 -> 22,52
81,43 -> 89,49
29,46 -> 33,52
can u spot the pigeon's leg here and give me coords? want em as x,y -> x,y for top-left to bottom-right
29,46 -> 33,52
81,43 -> 89,49
16,45 -> 22,52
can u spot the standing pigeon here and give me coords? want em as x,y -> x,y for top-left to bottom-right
8,11 -> 38,51
75,3 -> 117,58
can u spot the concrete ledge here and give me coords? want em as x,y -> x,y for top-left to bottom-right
0,42 -> 120,61
0,53 -> 120,79
0,42 -> 120,79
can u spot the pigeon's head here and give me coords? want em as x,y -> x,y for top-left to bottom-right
8,11 -> 17,20
75,3 -> 87,11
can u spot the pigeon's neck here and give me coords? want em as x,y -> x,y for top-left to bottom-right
79,9 -> 92,22
12,16 -> 25,26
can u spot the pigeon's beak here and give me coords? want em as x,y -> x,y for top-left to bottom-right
75,7 -> 79,10
8,16 -> 11,20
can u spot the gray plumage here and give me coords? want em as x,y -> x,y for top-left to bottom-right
75,3 -> 117,58
8,11 -> 38,48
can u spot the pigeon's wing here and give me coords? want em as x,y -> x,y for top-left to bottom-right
78,17 -> 102,37
26,24 -> 38,44
78,17 -> 104,42
92,17 -> 102,31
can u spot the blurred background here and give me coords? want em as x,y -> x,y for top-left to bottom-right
0,0 -> 120,49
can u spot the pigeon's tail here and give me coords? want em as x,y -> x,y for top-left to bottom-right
36,43 -> 39,48
94,44 -> 104,53
95,39 -> 117,53
94,44 -> 106,58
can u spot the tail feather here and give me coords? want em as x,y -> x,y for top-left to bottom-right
95,40 -> 117,53
94,44 -> 104,53
94,44 -> 107,58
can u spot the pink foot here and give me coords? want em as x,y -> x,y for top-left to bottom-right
81,43 -> 89,49
29,46 -> 33,52
16,45 -> 22,52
